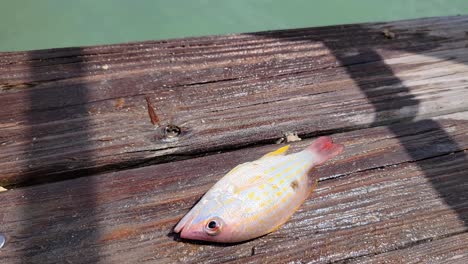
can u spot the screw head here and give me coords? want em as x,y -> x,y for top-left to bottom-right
164,124 -> 181,138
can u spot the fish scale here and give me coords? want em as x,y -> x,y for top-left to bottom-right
237,154 -> 312,234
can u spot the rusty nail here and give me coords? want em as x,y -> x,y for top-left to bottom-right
164,124 -> 181,138
145,96 -> 160,126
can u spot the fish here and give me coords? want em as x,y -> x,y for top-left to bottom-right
174,136 -> 344,243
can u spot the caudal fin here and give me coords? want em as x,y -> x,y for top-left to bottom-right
305,136 -> 344,166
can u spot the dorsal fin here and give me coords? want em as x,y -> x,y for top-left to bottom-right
261,145 -> 290,159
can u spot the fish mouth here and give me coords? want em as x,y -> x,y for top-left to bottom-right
174,199 -> 206,234
174,208 -> 198,234
174,213 -> 209,241
174,217 -> 190,234
175,221 -> 206,240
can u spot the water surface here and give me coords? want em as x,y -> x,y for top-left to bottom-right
0,0 -> 467,51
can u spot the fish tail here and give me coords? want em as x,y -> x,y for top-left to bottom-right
304,136 -> 344,166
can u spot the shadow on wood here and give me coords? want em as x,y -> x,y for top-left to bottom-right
21,49 -> 101,263
251,20 -> 468,232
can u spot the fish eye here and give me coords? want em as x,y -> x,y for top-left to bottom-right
208,221 -> 217,229
204,217 -> 223,236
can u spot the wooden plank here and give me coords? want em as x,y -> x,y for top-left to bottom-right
1,16 -> 468,186
350,233 -> 468,264
0,120 -> 466,263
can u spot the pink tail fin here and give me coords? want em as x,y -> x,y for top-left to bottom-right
305,136 -> 344,166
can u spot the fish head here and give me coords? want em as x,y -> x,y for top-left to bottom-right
179,214 -> 234,242
174,193 -> 244,243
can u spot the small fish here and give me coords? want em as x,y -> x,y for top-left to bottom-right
174,136 -> 344,243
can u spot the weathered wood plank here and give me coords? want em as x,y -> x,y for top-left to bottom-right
0,119 -> 466,263
1,16 -> 468,186
350,233 -> 468,264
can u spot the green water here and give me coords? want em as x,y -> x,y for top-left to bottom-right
1,0 -> 467,52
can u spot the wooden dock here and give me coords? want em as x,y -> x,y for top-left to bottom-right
0,15 -> 467,263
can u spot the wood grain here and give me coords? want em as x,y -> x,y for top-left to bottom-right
0,120 -> 466,263
2,16 -> 468,186
351,233 -> 468,264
